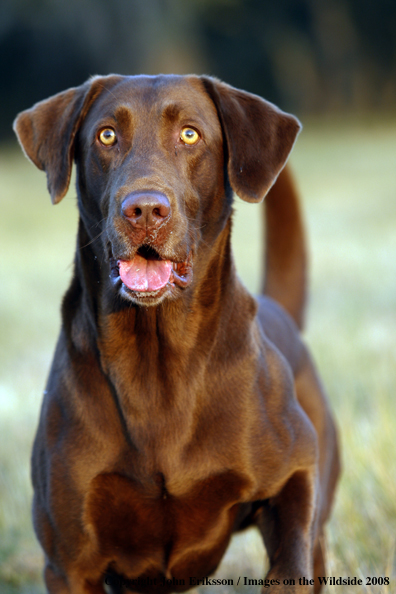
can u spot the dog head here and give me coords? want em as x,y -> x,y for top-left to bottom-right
14,74 -> 300,307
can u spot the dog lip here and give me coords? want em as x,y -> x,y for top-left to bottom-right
170,253 -> 193,288
110,257 -> 121,279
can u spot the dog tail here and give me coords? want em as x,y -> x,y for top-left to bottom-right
262,166 -> 307,330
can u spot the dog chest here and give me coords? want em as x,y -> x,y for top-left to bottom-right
84,469 -> 249,580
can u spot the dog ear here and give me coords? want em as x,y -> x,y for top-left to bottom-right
13,75 -> 122,204
201,76 -> 301,203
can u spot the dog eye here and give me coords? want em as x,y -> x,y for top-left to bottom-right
98,128 -> 117,146
180,127 -> 200,145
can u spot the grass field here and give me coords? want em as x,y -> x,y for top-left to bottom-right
1,116 -> 395,593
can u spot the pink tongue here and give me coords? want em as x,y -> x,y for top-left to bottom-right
119,255 -> 172,292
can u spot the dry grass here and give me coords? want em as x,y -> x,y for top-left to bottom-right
1,116 -> 395,592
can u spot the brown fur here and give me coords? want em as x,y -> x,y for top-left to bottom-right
14,74 -> 339,594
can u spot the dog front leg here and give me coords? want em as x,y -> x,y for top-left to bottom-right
256,469 -> 317,593
44,563 -> 109,594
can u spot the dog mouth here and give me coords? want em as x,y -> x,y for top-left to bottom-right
110,245 -> 192,296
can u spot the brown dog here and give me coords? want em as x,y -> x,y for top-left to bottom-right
14,75 -> 339,594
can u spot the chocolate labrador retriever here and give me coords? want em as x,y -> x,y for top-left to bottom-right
14,74 -> 339,594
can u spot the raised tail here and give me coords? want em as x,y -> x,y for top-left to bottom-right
262,165 -> 307,330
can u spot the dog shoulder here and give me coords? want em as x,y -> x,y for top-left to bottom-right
255,294 -> 307,376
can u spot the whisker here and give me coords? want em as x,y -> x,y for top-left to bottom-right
79,229 -> 106,250
90,217 -> 107,230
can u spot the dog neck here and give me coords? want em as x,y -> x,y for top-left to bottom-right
60,215 -> 257,461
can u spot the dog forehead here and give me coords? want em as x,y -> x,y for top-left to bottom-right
87,74 -> 220,126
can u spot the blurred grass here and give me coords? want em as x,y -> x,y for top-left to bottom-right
1,116 -> 395,593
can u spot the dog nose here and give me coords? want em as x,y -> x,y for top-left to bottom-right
121,191 -> 171,230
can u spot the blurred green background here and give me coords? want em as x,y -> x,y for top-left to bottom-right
1,1 -> 396,593
0,0 -> 396,138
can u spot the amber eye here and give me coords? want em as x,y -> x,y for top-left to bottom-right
98,128 -> 117,146
180,127 -> 200,145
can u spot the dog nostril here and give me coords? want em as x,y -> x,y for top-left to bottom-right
153,205 -> 169,219
134,208 -> 142,217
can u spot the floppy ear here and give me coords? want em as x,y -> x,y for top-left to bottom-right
201,76 -> 301,203
13,75 -> 122,204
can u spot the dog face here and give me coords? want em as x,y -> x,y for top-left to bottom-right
77,75 -> 227,306
14,74 -> 301,307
